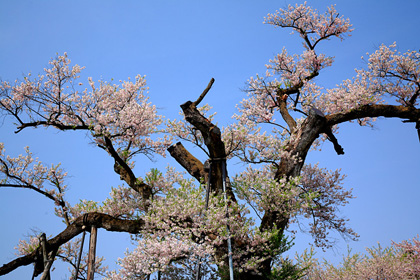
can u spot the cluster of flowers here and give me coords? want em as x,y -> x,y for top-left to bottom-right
264,2 -> 353,45
0,143 -> 70,224
0,53 -> 171,158
297,235 -> 420,279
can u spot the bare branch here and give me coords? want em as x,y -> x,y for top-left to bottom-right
192,78 -> 215,107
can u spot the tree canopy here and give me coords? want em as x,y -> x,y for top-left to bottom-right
1,1 -> 419,280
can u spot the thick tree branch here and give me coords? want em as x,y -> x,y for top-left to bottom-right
326,104 -> 420,126
167,142 -> 206,182
262,104 -> 420,235
311,107 -> 344,155
178,80 -> 236,202
261,109 -> 328,234
324,128 -> 345,155
327,104 -> 420,147
103,136 -> 136,186
277,91 -> 297,131
180,101 -> 224,158
103,136 -> 152,200
0,213 -> 145,276
180,104 -> 227,196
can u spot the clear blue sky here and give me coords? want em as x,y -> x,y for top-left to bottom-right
1,1 -> 419,278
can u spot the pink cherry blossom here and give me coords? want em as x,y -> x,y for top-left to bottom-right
297,235 -> 420,279
0,143 -> 70,225
264,2 -> 353,49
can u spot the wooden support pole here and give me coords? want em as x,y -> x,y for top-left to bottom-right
73,230 -> 86,280
39,250 -> 56,280
86,225 -> 97,280
39,233 -> 50,280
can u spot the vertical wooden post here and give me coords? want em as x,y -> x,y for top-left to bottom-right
40,249 -> 57,280
73,230 -> 86,280
87,225 -> 97,280
39,233 -> 51,280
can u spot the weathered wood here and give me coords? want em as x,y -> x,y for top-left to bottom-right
87,225 -> 98,280
192,78 -> 215,107
179,100 -> 227,196
168,142 -> 206,182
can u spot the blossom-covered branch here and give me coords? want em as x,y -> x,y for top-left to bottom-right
0,143 -> 70,225
264,2 -> 353,50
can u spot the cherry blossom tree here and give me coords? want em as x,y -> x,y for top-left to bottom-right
1,2 -> 419,280
296,235 -> 420,279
